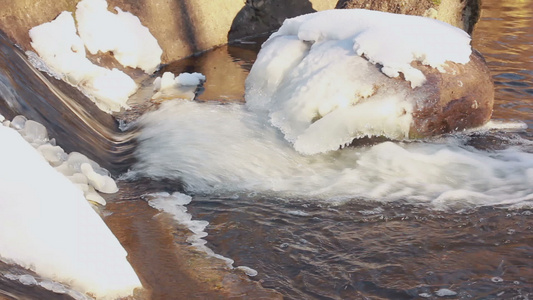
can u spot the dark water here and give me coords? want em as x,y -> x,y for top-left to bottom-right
0,0 -> 532,299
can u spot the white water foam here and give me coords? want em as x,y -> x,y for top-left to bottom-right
129,100 -> 533,210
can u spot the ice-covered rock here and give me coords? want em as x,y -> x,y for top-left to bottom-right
245,9 -> 492,154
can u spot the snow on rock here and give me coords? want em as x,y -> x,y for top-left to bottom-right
271,9 -> 471,87
76,0 -> 162,74
152,72 -> 205,101
245,9 -> 472,155
0,125 -> 141,299
28,11 -> 137,112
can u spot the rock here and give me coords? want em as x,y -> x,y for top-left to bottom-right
335,0 -> 481,34
0,0 -> 337,64
409,50 -> 494,138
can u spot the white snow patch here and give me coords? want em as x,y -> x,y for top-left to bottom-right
28,11 -> 137,112
245,9 -> 472,154
0,125 -> 141,299
5,115 -> 118,206
152,72 -> 205,101
76,0 -> 162,73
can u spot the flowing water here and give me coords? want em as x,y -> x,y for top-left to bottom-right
1,0 -> 532,299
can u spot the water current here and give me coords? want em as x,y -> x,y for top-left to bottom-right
0,0 -> 532,299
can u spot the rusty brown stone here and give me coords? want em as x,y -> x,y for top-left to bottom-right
335,0 -> 481,34
409,50 -> 494,137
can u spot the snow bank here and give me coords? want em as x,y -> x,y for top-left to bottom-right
4,115 -> 117,206
0,124 -> 141,298
152,72 -> 206,101
245,9 -> 472,154
76,0 -> 162,74
29,11 -> 137,112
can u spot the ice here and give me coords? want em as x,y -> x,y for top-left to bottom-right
37,144 -> 68,167
5,273 -> 93,300
146,192 -> 258,274
29,11 -> 137,112
80,162 -> 118,194
20,120 -> 48,144
152,72 -> 205,101
0,125 -> 141,298
245,9 -> 471,154
435,288 -> 457,297
3,116 -> 118,207
76,0 -> 162,73
10,115 -> 27,130
175,72 -> 206,86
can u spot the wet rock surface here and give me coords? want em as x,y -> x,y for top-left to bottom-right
409,50 -> 494,137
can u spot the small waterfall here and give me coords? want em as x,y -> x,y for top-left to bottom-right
0,31 -> 135,174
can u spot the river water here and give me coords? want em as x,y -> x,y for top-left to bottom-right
1,0 -> 532,299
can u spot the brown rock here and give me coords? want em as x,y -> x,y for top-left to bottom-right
335,0 -> 481,34
409,50 -> 494,137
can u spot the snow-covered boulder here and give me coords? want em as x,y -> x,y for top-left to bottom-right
245,9 -> 493,155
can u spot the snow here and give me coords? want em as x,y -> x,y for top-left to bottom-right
245,9 -> 472,155
152,72 -> 206,101
0,125 -> 141,298
7,115 -> 118,206
28,11 -> 137,112
76,0 -> 162,74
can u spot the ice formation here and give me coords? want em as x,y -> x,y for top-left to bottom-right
4,115 -> 118,206
76,0 -> 162,73
245,9 -> 472,154
152,72 -> 206,101
0,123 -> 141,298
145,192 -> 258,276
29,11 -> 137,112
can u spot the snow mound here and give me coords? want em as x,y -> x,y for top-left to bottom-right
0,125 -> 141,299
152,72 -> 206,101
245,9 -> 472,154
76,0 -> 162,74
272,9 -> 471,87
29,11 -> 137,112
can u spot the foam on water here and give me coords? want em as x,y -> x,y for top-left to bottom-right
129,100 -> 533,210
144,192 -> 258,276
